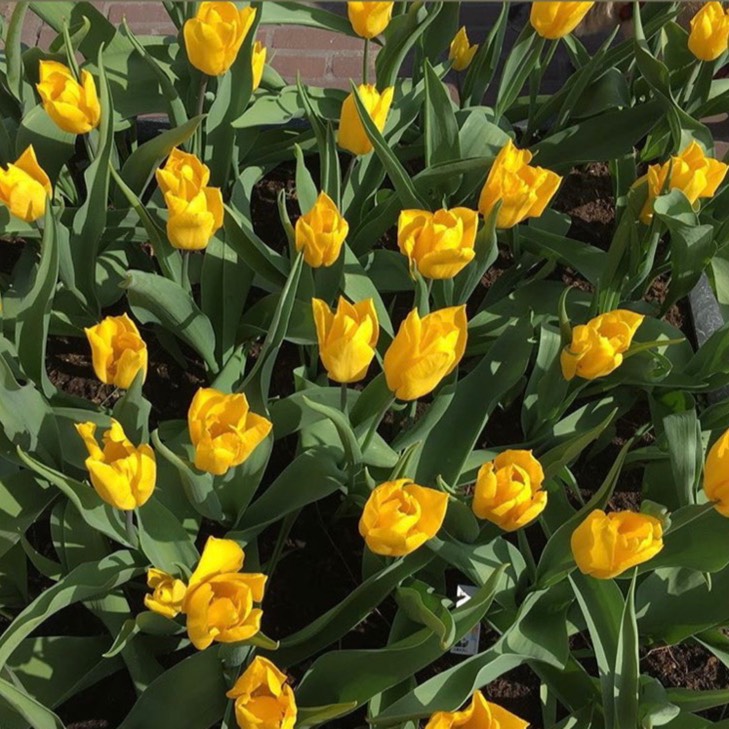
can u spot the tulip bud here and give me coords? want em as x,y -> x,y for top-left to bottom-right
359,479 -> 448,556
312,297 -> 379,383
85,314 -> 148,389
76,420 -> 156,510
425,690 -> 529,729
688,2 -> 729,62
384,306 -> 468,401
144,568 -> 186,619
338,84 -> 394,156
295,191 -> 349,267
571,509 -> 664,579
36,60 -> 101,135
704,427 -> 729,517
184,2 -> 256,76
347,1 -> 395,39
397,208 -> 478,279
449,27 -> 479,72
0,145 -> 52,222
252,40 -> 266,91
530,2 -> 596,40
560,309 -> 644,381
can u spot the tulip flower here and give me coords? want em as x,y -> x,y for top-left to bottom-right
449,27 -> 479,72
561,309 -> 644,381
294,192 -> 349,267
76,420 -> 156,510
156,148 -> 211,198
182,536 -> 266,650
704,427 -> 729,516
36,60 -> 101,135
397,208 -> 478,279
144,568 -> 186,619
384,306 -> 468,401
530,2 -> 596,39
312,297 -> 379,383
0,146 -> 52,222
359,479 -> 448,556
184,2 -> 256,76
188,388 -> 272,476
425,690 -> 529,729
478,139 -> 561,228
347,2 -> 394,39
252,40 -> 266,91
472,450 -> 547,531
227,657 -> 297,729
338,84 -> 394,156
85,314 -> 148,389
688,2 -> 729,62
571,509 -> 664,579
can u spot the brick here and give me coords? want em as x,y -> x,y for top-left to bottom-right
37,25 -> 58,50
107,2 -> 176,34
271,25 -> 364,52
270,52 -> 328,83
329,53 -> 376,85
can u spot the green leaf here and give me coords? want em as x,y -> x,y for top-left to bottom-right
663,409 -> 701,507
136,497 -> 198,575
302,396 -> 362,467
111,371 -> 151,444
613,572 -> 640,729
5,3 -> 28,107
494,26 -> 544,118
0,676 -> 64,729
423,59 -> 459,168
15,105 -> 75,182
294,144 -> 319,213
395,580 -> 456,650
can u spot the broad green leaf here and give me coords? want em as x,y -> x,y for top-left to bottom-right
613,573 -> 640,729
0,676 -> 63,729
136,497 -> 199,574
423,59 -> 459,168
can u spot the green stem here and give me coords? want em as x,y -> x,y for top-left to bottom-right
194,74 -> 208,158
517,528 -> 537,582
266,509 -> 300,579
181,250 -> 191,291
456,72 -> 463,107
125,509 -> 136,547
340,382 -> 349,415
363,38 -> 370,85
362,396 -> 395,453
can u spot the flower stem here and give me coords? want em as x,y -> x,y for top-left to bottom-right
194,74 -> 208,158
125,509 -> 136,546
340,382 -> 349,416
362,38 -> 370,85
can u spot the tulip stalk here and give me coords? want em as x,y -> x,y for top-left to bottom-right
340,382 -> 349,415
194,74 -> 208,159
125,509 -> 137,547
362,38 -> 370,85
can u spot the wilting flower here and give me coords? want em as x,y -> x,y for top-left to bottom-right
252,40 -> 266,91
144,568 -> 186,619
472,450 -> 547,532
182,536 -> 266,650
295,192 -> 349,267
338,84 -> 395,156
397,208 -> 478,279
75,420 -> 156,510
0,146 -> 52,222
312,297 -> 379,383
560,309 -> 644,381
478,139 -> 561,229
571,509 -> 664,579
188,388 -> 272,476
688,2 -> 729,62
85,314 -> 148,389
36,60 -> 101,134
425,690 -> 529,729
530,2 -> 596,39
449,27 -> 479,71
184,2 -> 256,76
347,1 -> 394,39
227,657 -> 297,729
638,141 -> 728,224
384,306 -> 468,401
704,427 -> 729,517
359,479 -> 448,556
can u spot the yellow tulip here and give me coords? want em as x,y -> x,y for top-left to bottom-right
84,313 -> 148,389
384,306 -> 468,401
156,148 -> 211,198
347,1 -> 395,39
184,2 -> 256,76
478,139 -> 561,229
560,309 -> 644,381
449,27 -> 479,72
530,2 -> 596,39
312,296 -> 379,383
571,509 -> 664,579
0,145 -> 52,222
252,40 -> 266,91
704,427 -> 729,516
226,657 -> 297,729
36,60 -> 101,135
359,479 -> 448,556
425,690 -> 529,729
397,207 -> 478,279
144,568 -> 186,619
472,450 -> 547,532
182,536 -> 266,650
188,388 -> 272,476
295,191 -> 349,267
75,419 -> 156,510
338,84 -> 395,156
688,2 -> 729,62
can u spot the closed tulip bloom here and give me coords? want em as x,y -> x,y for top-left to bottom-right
188,388 -> 272,476
338,84 -> 395,156
478,139 -> 561,229
184,2 -> 256,76
295,191 -> 349,267
312,297 -> 379,383
144,568 -> 186,619
182,536 -> 266,650
252,40 -> 266,91
449,27 -> 479,71
688,2 -> 729,62
0,146 -> 52,222
397,208 -> 478,279
561,309 -> 644,381
571,509 -> 664,579
384,306 -> 468,401
156,148 -> 211,199
227,657 -> 297,729
36,60 -> 101,135
85,314 -> 148,389
425,690 -> 529,729
347,1 -> 394,39
359,479 -> 448,556
75,420 -> 156,510
704,427 -> 729,516
472,450 -> 547,532
530,2 -> 596,39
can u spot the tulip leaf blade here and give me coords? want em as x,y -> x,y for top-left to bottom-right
0,674 -> 64,729
613,571 -> 640,729
395,580 -> 456,651
423,59 -> 460,169
302,396 -> 363,467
